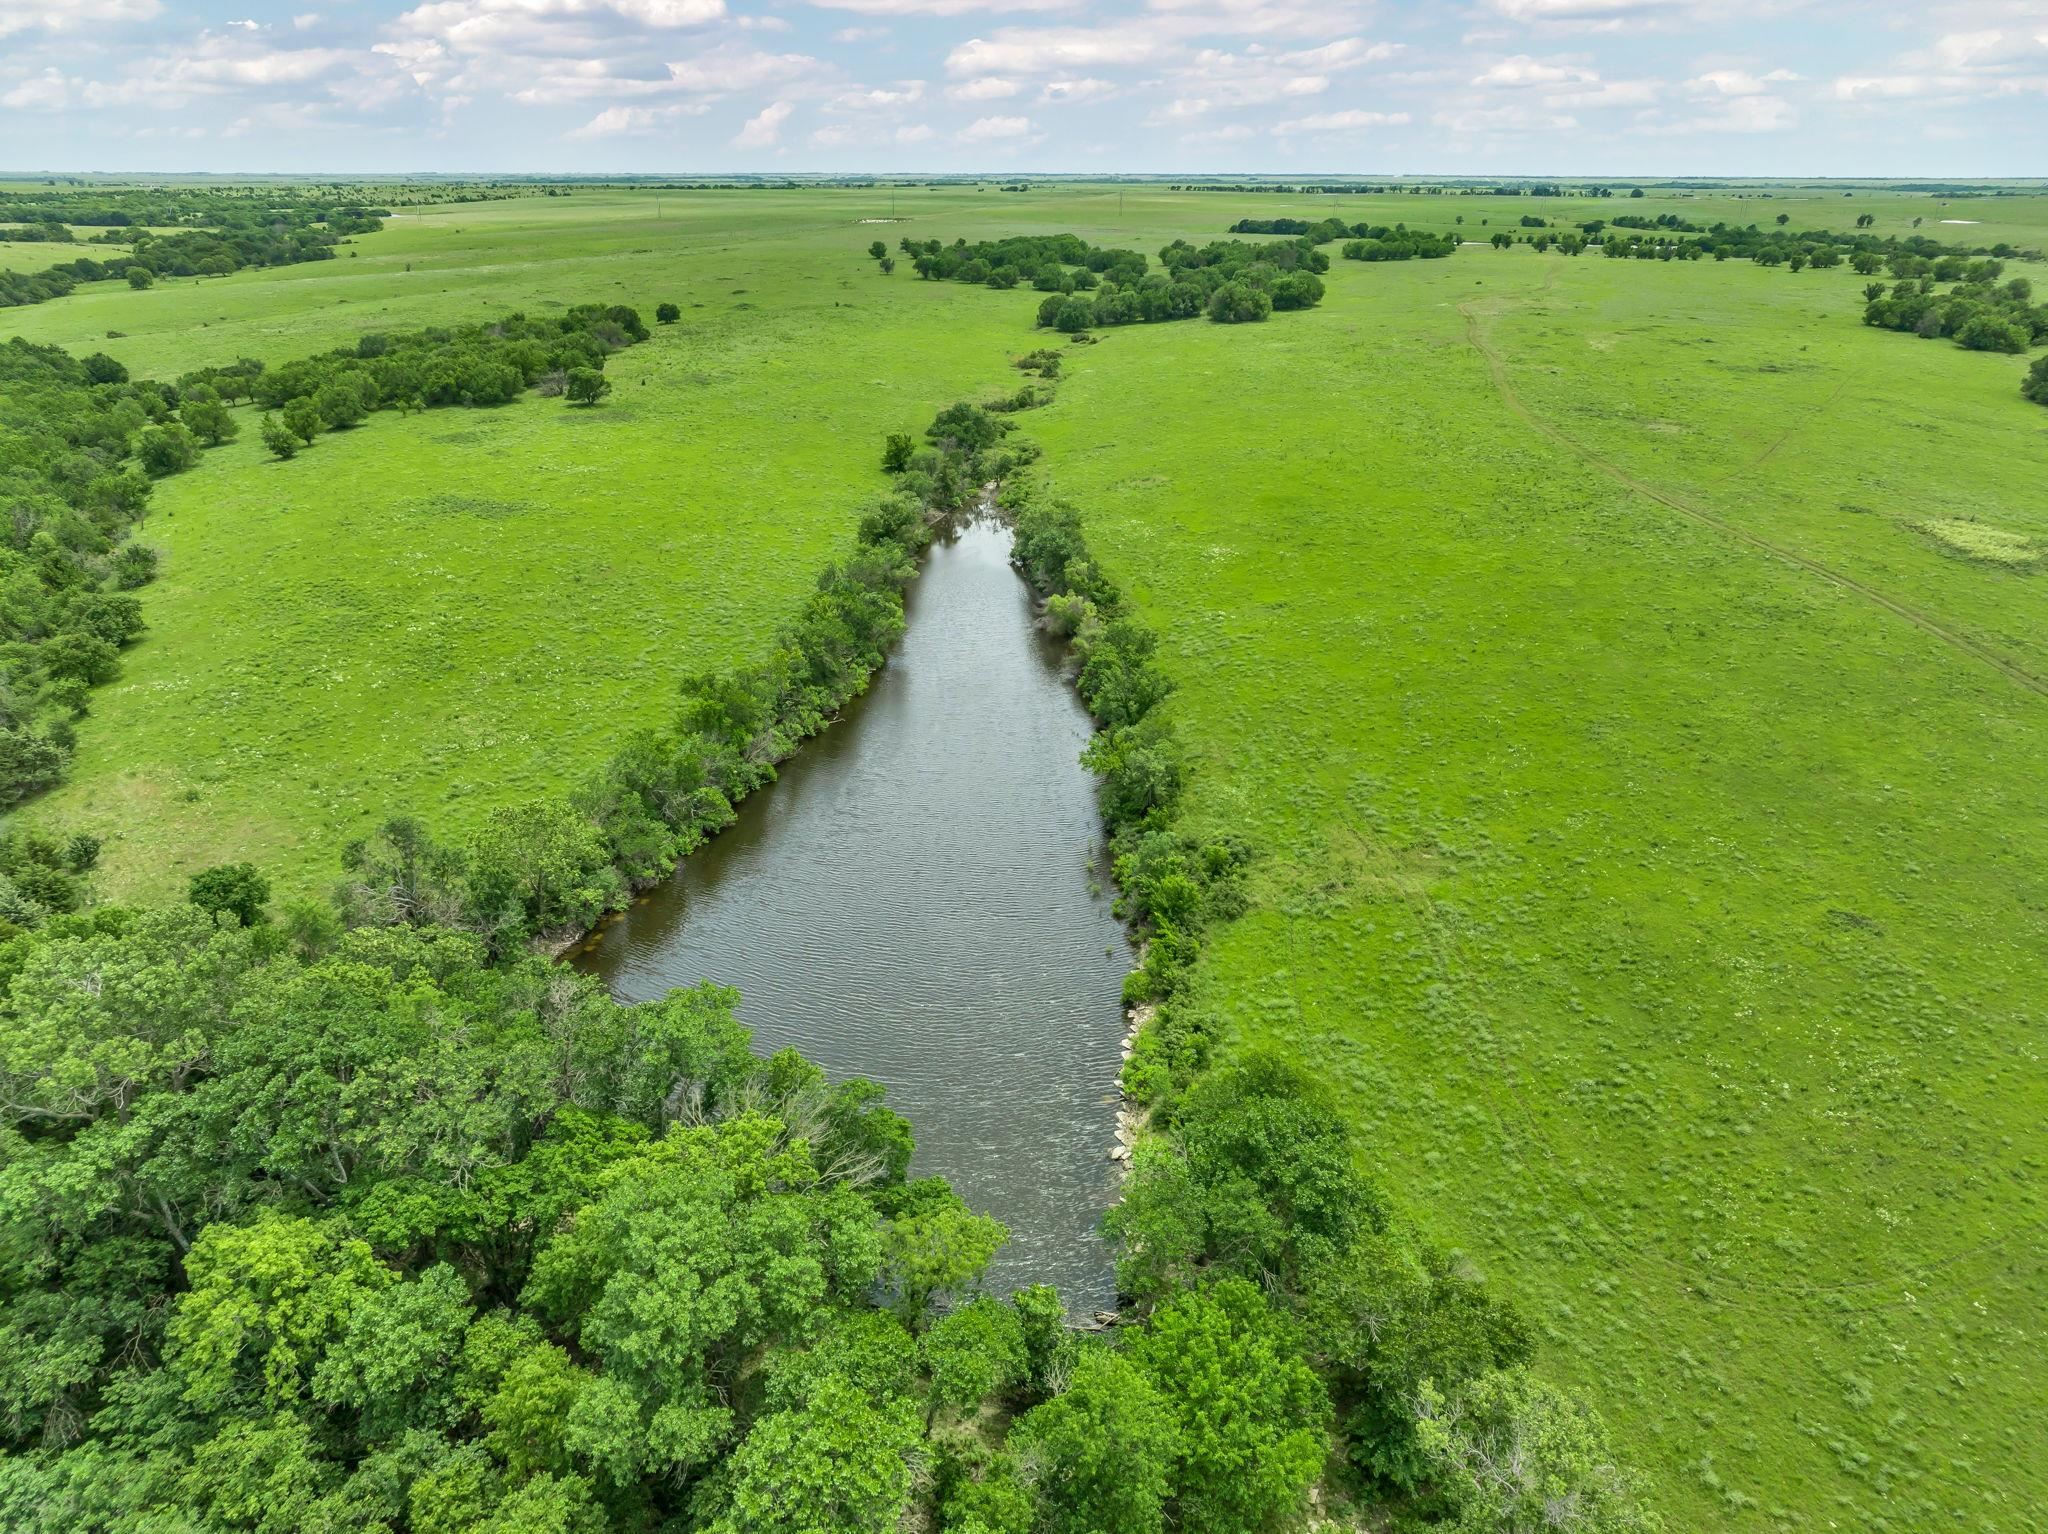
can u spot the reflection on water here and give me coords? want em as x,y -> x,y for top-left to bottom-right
573,518 -> 1128,1310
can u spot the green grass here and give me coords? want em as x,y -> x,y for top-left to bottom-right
1022,230 -> 2048,1531
7,182 -> 2048,1526
6,189 -> 1073,899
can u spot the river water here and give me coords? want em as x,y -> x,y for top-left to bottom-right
572,518 -> 1129,1310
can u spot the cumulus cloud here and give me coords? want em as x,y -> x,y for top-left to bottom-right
1273,107 -> 1409,131
569,101 -> 707,134
958,111 -> 1035,137
732,97 -> 791,144
1686,66 -> 1799,95
2,68 -> 70,110
1472,54 -> 1597,87
1038,75 -> 1116,102
947,74 -> 1022,98
0,0 -> 159,38
947,25 -> 1166,76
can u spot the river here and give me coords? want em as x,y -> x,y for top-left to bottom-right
572,516 -> 1129,1311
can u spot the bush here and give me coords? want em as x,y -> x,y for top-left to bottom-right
188,862 -> 272,926
655,301 -> 680,323
135,421 -> 200,477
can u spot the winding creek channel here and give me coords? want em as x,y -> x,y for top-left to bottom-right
573,517 -> 1130,1310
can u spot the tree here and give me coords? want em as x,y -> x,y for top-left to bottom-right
136,422 -> 200,477
655,301 -> 680,323
881,432 -> 917,473
1127,1280 -> 1329,1534
713,1375 -> 922,1534
565,368 -> 611,407
1954,313 -> 2029,353
879,1181 -> 1007,1325
868,241 -> 888,261
182,397 -> 238,446
281,396 -> 323,445
189,861 -> 271,926
1413,1368 -> 1663,1534
2025,354 -> 2048,406
1011,1346 -> 1178,1534
920,1297 -> 1026,1419
1775,212 -> 1790,226
880,256 -> 895,275
82,352 -> 128,384
126,266 -> 154,289
260,411 -> 300,459
314,376 -> 371,429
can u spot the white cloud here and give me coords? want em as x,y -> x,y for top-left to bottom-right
958,111 -> 1034,138
0,0 -> 159,38
896,121 -> 933,140
1038,75 -> 1116,102
569,101 -> 706,134
736,13 -> 792,29
828,80 -> 925,109
1487,0 -> 1690,28
1273,107 -> 1410,131
293,12 -> 321,27
2,68 -> 70,110
805,0 -> 1070,12
1685,66 -> 1799,95
947,74 -> 1021,98
1472,54 -> 1597,87
1664,91 -> 1797,129
732,96 -> 791,144
947,25 -> 1166,77
834,24 -> 889,41
1434,101 -> 1580,131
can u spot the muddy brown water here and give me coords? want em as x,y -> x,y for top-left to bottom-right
572,517 -> 1129,1310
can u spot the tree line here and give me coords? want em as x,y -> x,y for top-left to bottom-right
0,188 -> 384,310
0,340 -> 190,808
241,306 -> 648,458
881,232 -> 1330,331
1862,274 -> 2045,356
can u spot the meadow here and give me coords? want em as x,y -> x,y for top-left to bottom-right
1024,196 -> 2048,1530
5,179 -> 2047,1527
3,188 -> 1057,898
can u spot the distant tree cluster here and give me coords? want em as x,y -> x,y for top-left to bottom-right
2026,355 -> 2048,407
250,305 -> 648,456
1341,228 -> 1461,261
0,339 -> 214,806
1864,275 -> 2046,355
0,189 -> 385,310
1230,217 -> 1459,261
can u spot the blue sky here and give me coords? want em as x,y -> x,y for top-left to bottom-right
2,0 -> 2044,176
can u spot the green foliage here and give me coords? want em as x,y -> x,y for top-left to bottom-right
259,410 -> 299,459
654,301 -> 680,324
2026,353 -> 2048,405
880,1179 -> 1008,1325
564,368 -> 611,406
1011,1345 -> 1179,1534
187,860 -> 271,925
1129,1279 -> 1329,1534
1414,1368 -> 1662,1534
920,1296 -> 1027,1418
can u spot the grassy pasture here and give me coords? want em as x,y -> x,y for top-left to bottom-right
6,181 -> 2048,1526
6,189 -> 1085,898
1025,227 -> 2048,1530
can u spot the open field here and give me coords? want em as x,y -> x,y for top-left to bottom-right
6,183 -> 2048,1525
6,189 -> 1055,898
1024,220 -> 2048,1529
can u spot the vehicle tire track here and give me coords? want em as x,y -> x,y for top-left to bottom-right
1459,294 -> 2048,702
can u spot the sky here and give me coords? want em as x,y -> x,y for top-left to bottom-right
1,0 -> 2044,177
